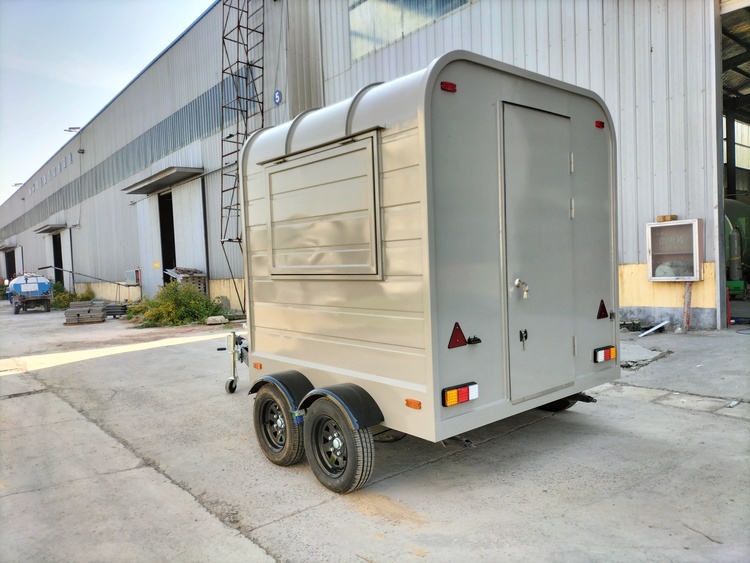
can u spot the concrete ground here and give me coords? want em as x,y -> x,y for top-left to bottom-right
1,301 -> 748,562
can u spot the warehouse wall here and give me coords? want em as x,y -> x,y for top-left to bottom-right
70,187 -> 139,284
318,0 -> 721,328
319,0 -> 719,264
262,0 -> 323,127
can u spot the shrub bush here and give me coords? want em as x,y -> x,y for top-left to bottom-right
52,281 -> 65,295
50,283 -> 95,310
126,281 -> 225,328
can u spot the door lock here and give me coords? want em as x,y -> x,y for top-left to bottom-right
514,279 -> 529,299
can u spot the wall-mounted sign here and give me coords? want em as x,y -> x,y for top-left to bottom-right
274,90 -> 282,105
29,152 -> 74,195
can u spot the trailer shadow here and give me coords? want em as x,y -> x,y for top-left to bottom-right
365,400 -> 638,494
367,408 -> 555,486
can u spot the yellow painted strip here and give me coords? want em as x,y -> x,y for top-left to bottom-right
619,263 -> 716,309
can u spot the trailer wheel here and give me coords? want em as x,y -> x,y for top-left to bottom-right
13,303 -> 20,315
303,397 -> 374,493
225,378 -> 237,394
537,398 -> 577,412
253,384 -> 304,466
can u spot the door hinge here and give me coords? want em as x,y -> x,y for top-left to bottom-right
573,336 -> 577,356
569,152 -> 574,173
570,198 -> 575,220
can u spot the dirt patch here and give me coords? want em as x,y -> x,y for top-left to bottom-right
347,492 -> 426,529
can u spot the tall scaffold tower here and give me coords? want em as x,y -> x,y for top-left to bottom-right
220,0 -> 264,313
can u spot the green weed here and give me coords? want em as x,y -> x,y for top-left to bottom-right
126,281 -> 225,328
51,282 -> 95,310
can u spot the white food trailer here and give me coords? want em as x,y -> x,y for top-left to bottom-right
228,50 -> 620,493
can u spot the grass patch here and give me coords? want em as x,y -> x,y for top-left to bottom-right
125,281 -> 225,328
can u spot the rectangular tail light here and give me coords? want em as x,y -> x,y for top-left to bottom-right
594,346 -> 617,363
442,382 -> 478,407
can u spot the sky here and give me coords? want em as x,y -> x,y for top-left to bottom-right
0,0 -> 217,205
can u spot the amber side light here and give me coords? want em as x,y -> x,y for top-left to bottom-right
405,398 -> 422,409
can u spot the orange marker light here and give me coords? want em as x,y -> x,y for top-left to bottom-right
253,362 -> 263,370
405,398 -> 422,410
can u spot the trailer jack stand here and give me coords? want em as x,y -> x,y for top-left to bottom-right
442,434 -> 476,449
223,332 -> 248,394
570,393 -> 597,404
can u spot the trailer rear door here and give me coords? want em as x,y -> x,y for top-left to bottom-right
503,103 -> 575,403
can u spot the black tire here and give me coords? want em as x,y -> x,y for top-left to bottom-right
303,397 -> 374,494
44,300 -> 51,312
225,378 -> 237,394
13,303 -> 20,315
253,385 -> 304,466
537,397 -> 577,412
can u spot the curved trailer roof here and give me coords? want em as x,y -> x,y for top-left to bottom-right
240,49 -> 613,173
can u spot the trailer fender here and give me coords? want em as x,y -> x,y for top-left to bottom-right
299,384 -> 384,429
249,370 -> 314,413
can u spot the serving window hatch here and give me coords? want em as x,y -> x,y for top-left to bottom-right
263,134 -> 382,279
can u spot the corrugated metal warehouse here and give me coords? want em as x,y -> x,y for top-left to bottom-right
0,0 -> 745,329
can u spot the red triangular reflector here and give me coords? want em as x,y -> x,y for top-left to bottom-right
597,300 -> 609,319
448,322 -> 468,349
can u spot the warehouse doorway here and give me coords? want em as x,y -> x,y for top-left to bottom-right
721,8 -> 750,325
52,233 -> 64,285
4,250 -> 16,279
159,192 -> 176,285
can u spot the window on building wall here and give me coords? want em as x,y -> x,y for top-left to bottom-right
349,0 -> 468,60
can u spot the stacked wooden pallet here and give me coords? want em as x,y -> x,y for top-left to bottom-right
64,301 -> 107,325
164,267 -> 207,295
